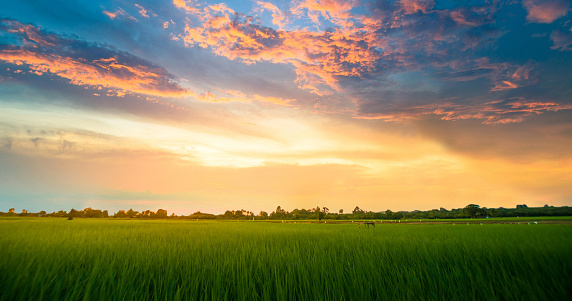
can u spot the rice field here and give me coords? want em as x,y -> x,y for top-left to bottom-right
1,218 -> 571,300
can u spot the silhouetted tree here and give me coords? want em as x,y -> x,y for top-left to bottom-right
462,204 -> 486,218
385,209 -> 393,219
156,209 -> 168,218
114,210 -> 127,218
127,208 -> 138,218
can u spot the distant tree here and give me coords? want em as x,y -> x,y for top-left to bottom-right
103,210 -> 109,218
114,210 -> 127,218
339,209 -> 343,215
352,206 -> 363,214
462,204 -> 486,218
8,208 -> 15,214
127,208 -> 138,218
83,208 -> 104,218
156,209 -> 168,218
69,209 -> 80,218
322,207 -> 329,214
259,211 -> 268,218
271,206 -> 287,219
83,207 -> 92,218
317,209 -> 325,221
55,210 -> 67,217
385,209 -> 393,219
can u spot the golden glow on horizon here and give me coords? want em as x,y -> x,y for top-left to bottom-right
1,100 -> 570,214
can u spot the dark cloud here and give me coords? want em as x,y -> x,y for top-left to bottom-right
415,110 -> 572,162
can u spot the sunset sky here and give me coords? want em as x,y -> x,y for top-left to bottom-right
1,0 -> 571,215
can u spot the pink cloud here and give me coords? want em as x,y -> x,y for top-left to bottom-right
523,0 -> 570,23
399,0 -> 435,15
550,29 -> 572,51
491,81 -> 519,92
355,99 -> 572,124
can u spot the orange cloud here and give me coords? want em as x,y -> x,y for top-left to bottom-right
102,8 -> 136,21
173,0 -> 199,14
0,20 -> 192,98
179,4 -> 382,95
0,50 -> 191,98
103,10 -> 118,19
134,4 -> 150,18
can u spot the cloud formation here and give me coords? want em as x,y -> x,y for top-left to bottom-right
356,98 -> 572,124
0,19 -> 190,98
174,0 -> 569,123
179,2 -> 383,95
523,0 -> 570,23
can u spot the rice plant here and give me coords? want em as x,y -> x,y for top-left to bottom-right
0,219 -> 570,300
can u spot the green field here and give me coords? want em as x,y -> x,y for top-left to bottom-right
1,219 -> 571,300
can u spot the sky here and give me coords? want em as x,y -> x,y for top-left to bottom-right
0,0 -> 571,215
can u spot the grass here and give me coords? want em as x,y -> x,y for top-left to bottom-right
1,218 -> 571,300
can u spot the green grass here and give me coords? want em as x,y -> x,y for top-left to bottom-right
395,216 -> 572,222
1,219 -> 571,300
252,216 -> 572,223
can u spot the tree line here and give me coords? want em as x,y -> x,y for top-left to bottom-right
1,204 -> 571,220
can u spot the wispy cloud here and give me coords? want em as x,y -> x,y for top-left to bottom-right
103,8 -> 137,21
134,4 -> 150,18
196,89 -> 295,106
551,29 -> 572,51
356,98 -> 572,124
